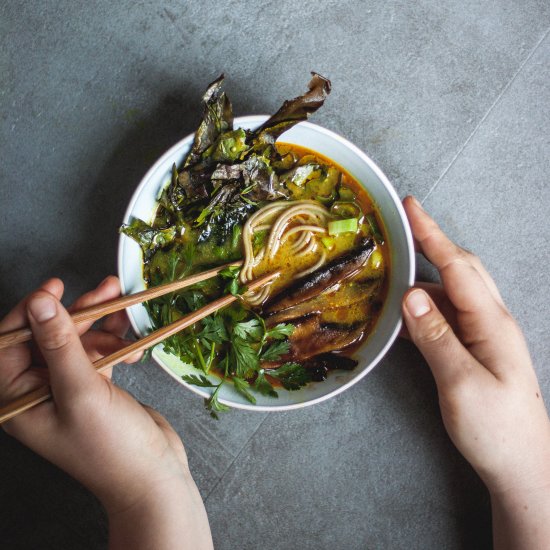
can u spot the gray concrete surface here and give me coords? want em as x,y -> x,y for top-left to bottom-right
1,1 -> 549,548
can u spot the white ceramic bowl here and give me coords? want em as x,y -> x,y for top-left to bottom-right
118,116 -> 415,411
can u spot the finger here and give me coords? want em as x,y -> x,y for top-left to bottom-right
81,331 -> 143,363
402,288 -> 484,390
101,310 -> 130,339
68,276 -> 122,335
0,367 -> 48,406
0,279 -> 64,391
399,282 -> 457,339
0,278 -> 64,334
404,196 -> 502,329
26,290 -> 99,403
403,196 -> 506,309
403,197 -> 527,375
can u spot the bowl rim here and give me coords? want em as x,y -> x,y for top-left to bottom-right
118,115 -> 415,412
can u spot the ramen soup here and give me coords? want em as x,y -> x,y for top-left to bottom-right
121,74 -> 390,410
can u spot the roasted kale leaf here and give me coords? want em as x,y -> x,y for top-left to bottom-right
120,218 -> 176,261
251,72 -> 331,146
184,74 -> 234,169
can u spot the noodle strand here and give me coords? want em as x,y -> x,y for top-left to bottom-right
240,200 -> 332,299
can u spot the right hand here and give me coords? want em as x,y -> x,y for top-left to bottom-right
401,196 -> 550,497
0,277 -> 213,549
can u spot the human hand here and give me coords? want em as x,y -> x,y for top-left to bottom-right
0,277 -> 212,549
401,196 -> 550,548
403,197 -> 550,550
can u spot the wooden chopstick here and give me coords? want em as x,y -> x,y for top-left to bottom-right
0,270 -> 278,424
0,261 -> 242,350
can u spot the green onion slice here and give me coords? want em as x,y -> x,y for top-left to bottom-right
328,218 -> 358,235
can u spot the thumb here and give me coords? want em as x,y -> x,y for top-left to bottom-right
27,290 -> 98,402
402,288 -> 477,390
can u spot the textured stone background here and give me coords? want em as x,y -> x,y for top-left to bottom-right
1,2 -> 549,548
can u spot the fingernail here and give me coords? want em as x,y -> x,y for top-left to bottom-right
99,276 -> 112,287
28,295 -> 57,322
405,290 -> 431,318
411,196 -> 425,211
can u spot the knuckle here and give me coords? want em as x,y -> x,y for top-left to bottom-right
466,251 -> 479,264
455,244 -> 474,262
467,249 -> 479,262
417,316 -> 451,346
41,325 -> 74,351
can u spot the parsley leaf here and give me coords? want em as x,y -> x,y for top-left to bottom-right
252,229 -> 268,253
199,315 -> 229,345
221,302 -> 248,323
231,335 -> 260,378
260,340 -> 290,362
218,265 -> 241,279
232,376 -> 257,404
233,319 -> 263,341
254,369 -> 278,398
204,383 -> 230,419
269,362 -> 311,391
218,265 -> 246,296
226,278 -> 242,296
265,323 -> 295,340
180,289 -> 207,311
182,374 -> 217,387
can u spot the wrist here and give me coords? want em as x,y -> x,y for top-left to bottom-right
490,480 -> 550,550
106,473 -> 213,550
105,472 -> 188,517
88,438 -> 192,516
490,478 -> 550,507
100,467 -> 191,518
484,441 -> 550,499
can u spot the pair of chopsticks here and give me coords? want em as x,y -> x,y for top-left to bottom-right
0,263 -> 278,424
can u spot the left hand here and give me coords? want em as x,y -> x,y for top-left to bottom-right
0,276 -> 138,407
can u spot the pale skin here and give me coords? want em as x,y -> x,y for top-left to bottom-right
1,197 -> 549,549
402,196 -> 550,549
0,277 -> 213,550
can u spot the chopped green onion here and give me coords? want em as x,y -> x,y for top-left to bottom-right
328,218 -> 358,235
321,236 -> 335,250
338,187 -> 356,201
365,213 -> 384,242
314,192 -> 336,205
368,249 -> 383,270
330,201 -> 362,219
